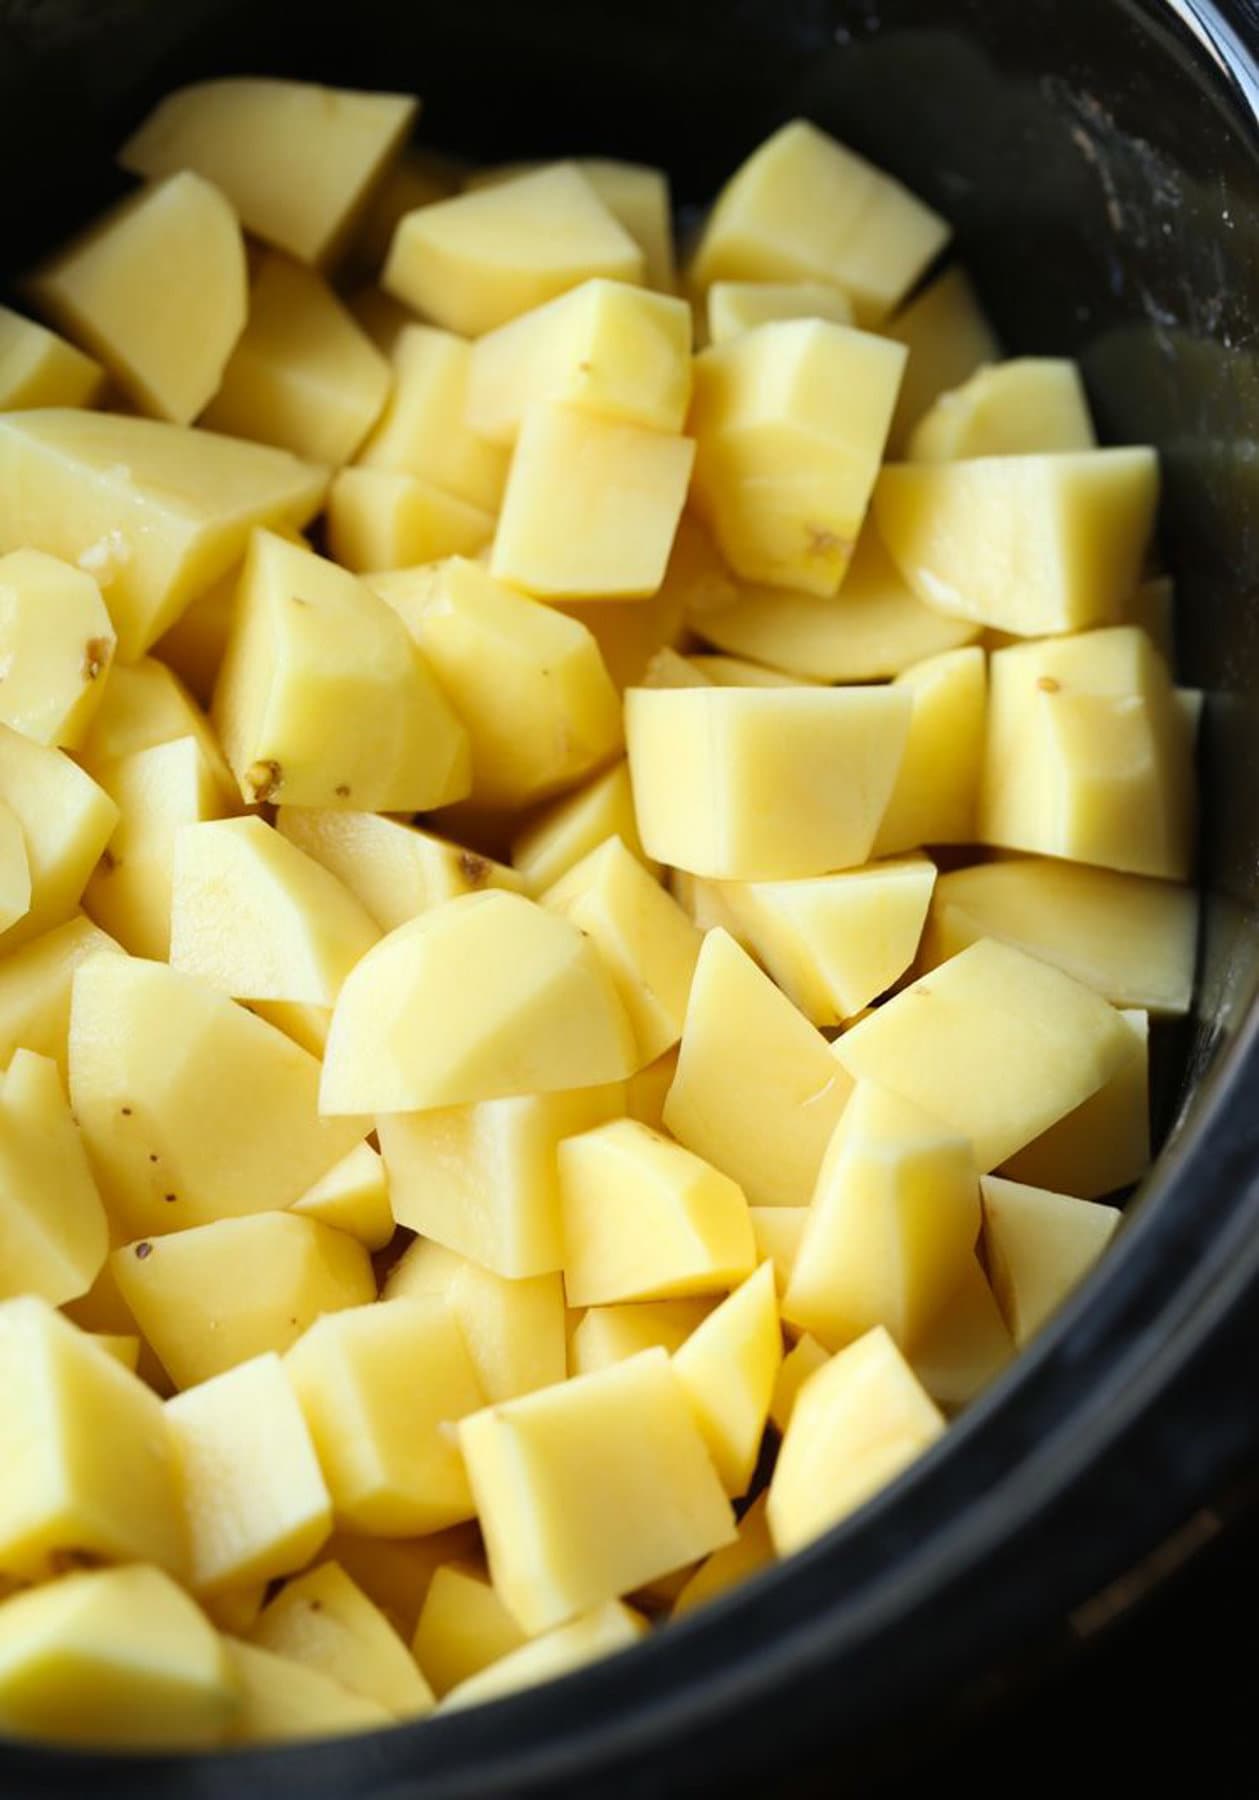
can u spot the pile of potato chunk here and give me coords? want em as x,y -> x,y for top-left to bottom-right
0,79 -> 1198,1750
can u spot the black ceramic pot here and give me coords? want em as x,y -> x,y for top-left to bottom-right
3,1 -> 1259,1794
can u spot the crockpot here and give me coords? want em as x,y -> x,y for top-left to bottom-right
3,0 -> 1259,1793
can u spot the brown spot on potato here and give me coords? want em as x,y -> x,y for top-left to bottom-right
99,847 -> 117,873
163,1193 -> 177,1205
134,1241 -> 153,1260
805,526 -> 848,559
244,760 -> 283,804
1037,676 -> 1061,693
82,637 -> 111,682
459,851 -> 491,887
335,784 -> 351,798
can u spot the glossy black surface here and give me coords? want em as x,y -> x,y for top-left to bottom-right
3,2 -> 1259,1794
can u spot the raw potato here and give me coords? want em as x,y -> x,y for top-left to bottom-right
30,172 -> 247,424
981,1175 -> 1121,1344
834,938 -> 1135,1173
750,1207 -> 810,1296
370,557 -> 623,808
165,1352 -> 332,1595
202,253 -> 391,467
286,1297 -> 486,1536
291,1141 -> 394,1250
768,1327 -> 944,1553
0,1298 -> 185,1582
0,806 -> 30,935
883,265 -> 999,452
559,1118 -> 757,1306
460,1348 -> 734,1634
0,892 -> 114,1074
872,645 -> 987,854
0,725 -> 117,954
782,1082 -> 980,1351
251,1562 -> 433,1718
120,78 -> 419,266
569,1299 -> 713,1375
0,1565 -> 234,1749
689,319 -> 906,596
441,1602 -> 646,1710
344,145 -> 465,281
0,410 -> 327,659
665,929 -> 852,1208
557,572 -> 687,690
874,449 -> 1160,636
384,163 -> 645,336
512,761 -> 661,891
412,1562 -> 529,1697
908,358 -> 1095,461
322,1527 -> 483,1644
0,1048 -> 108,1306
769,1334 -> 829,1434
672,1263 -> 782,1496
112,1212 -> 375,1389
0,549 -> 114,747
1002,1009 -> 1149,1200
467,279 -> 692,445
919,857 -> 1197,1017
78,654 -> 232,782
169,815 -> 380,1005
910,1257 -> 1014,1410
378,1081 -> 627,1279
278,807 -> 523,932
0,303 -> 104,409
212,529 -> 471,811
326,465 -> 495,572
356,324 -> 508,510
489,401 -> 695,599
68,953 -> 364,1241
625,685 -> 912,878
688,119 -> 949,325
673,1494 -> 776,1616
706,280 -> 854,343
224,1637 -> 390,1743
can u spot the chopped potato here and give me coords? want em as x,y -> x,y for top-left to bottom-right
0,549 -> 114,748
0,303 -> 104,409
981,1176 -> 1121,1344
908,357 -> 1095,461
0,1048 -> 108,1307
872,645 -> 987,854
327,466 -> 495,572
412,1562 -> 529,1699
0,725 -> 117,953
0,915 -> 119,1077
224,1637 -> 390,1744
569,1298 -> 713,1376
512,761 -> 660,891
291,1141 -> 393,1250
883,264 -> 999,453
356,324 -> 508,511
251,1562 -> 433,1718
441,1602 -> 646,1710
706,279 -> 853,343
673,1263 -> 782,1496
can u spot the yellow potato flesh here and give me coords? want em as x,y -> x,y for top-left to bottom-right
908,357 -> 1095,461
512,761 -> 661,891
78,654 -> 232,783
672,1493 -> 776,1616
30,172 -> 247,424
769,1333 -> 829,1434
321,1525 -> 482,1643
327,465 -> 494,572
291,1141 -> 394,1251
0,724 -> 117,954
872,645 -> 987,854
0,1049 -> 108,1307
224,1637 -> 389,1744
251,1561 -> 433,1717
706,280 -> 854,343
357,323 -> 509,511
673,1262 -> 782,1496
1001,1009 -> 1149,1200
0,804 -> 30,936
569,1298 -> 713,1376
749,1207 -> 810,1297
0,303 -> 104,409
883,264 -> 1000,453
0,549 -> 114,747
981,1175 -> 1121,1345
441,1602 -> 646,1710
910,1257 -> 1014,1411
412,1562 -> 529,1698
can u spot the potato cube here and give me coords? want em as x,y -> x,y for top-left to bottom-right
578,160 -> 674,291
769,1333 -> 829,1434
556,573 -> 688,690
0,726 -> 117,953
909,358 -> 1095,461
626,686 -> 912,879
920,856 -> 1197,1018
690,319 -> 905,596
672,1493 -> 775,1617
769,1327 -> 944,1552
322,890 -> 636,1114
701,854 -> 936,1026
834,938 -> 1135,1172
78,654 -> 232,783
873,646 -> 987,854
412,1562 -> 529,1698
0,550 -> 114,748
875,450 -> 1159,636
543,837 -> 701,1065
467,279 -> 692,445
0,410 -> 326,659
0,914 -> 120,1079
1001,1009 -> 1149,1199
252,1562 -> 433,1717
490,402 -> 694,599
665,930 -> 852,1208
322,1525 -> 483,1642
170,816 -> 379,1005
512,762 -> 660,892
706,280 -> 854,344
0,303 -> 104,409
356,324 -> 508,510
278,807 -> 523,933
224,1637 -> 389,1743
203,1584 -> 267,1637
378,1081 -> 626,1279
91,1332 -> 141,1372
980,627 -> 1195,879
0,1298 -> 185,1581
0,1564 -> 232,1748
30,172 -> 247,423
981,1175 -> 1121,1344
286,1297 -> 485,1536
460,1348 -> 733,1633
69,954 -> 364,1240
291,1142 -> 393,1251
883,265 -> 1000,453
113,1213 -> 374,1389
0,805 -> 28,935
327,466 -> 494,572
83,736 -> 231,961
120,78 -> 418,266
153,558 -> 254,707
213,529 -> 470,811
344,144 -> 465,282
0,1049 -> 108,1306
783,1083 -> 980,1351
385,1237 -> 566,1403
682,515 -> 978,683
370,557 -> 623,808
441,1601 -> 646,1710
750,1207 -> 809,1296
202,253 -> 390,466
685,654 -> 805,687
569,1299 -> 713,1376
559,1119 -> 756,1307
165,1352 -> 332,1594
910,1256 -> 1014,1410
688,120 -> 948,325
672,1262 -> 781,1496
384,164 -> 644,336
